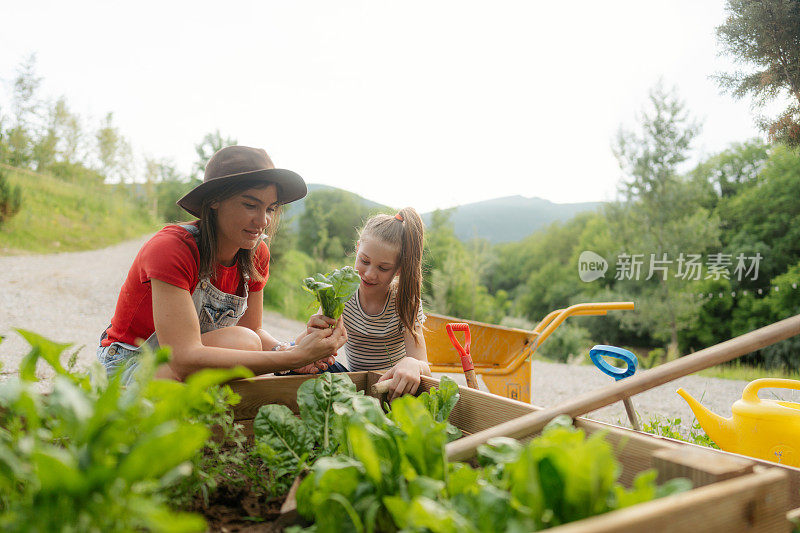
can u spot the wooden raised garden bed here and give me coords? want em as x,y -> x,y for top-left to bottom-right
229,372 -> 793,532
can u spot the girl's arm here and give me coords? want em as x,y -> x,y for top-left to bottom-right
151,279 -> 345,380
377,324 -> 431,400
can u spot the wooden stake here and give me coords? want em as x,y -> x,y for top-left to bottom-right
447,313 -> 800,461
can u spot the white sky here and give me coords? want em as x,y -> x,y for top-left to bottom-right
0,0 -> 770,212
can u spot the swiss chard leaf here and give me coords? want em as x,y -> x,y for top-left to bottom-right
418,376 -> 462,441
297,372 -> 358,451
253,404 -> 314,480
387,395 -> 448,481
302,266 -> 361,319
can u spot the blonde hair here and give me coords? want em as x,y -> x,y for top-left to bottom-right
359,207 -> 424,343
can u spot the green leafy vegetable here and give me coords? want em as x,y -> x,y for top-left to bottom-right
294,402 -> 692,533
297,372 -> 358,451
0,330 -> 253,532
302,266 -> 361,319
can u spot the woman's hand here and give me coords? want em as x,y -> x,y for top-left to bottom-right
376,357 -> 430,401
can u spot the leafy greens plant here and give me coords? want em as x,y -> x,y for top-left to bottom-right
302,266 -> 361,319
0,330 -> 253,532
252,373 -> 461,495
292,403 -> 692,533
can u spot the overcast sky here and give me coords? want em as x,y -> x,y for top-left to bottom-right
0,0 -> 769,212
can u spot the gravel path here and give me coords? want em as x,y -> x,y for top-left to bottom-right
1,235 -> 795,436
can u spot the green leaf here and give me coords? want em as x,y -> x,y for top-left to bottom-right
301,266 -> 360,319
477,437 -> 523,467
118,422 -> 209,483
298,372 -> 357,449
184,366 -> 253,393
387,395 -> 448,480
15,329 -> 72,382
45,376 -> 94,437
31,446 -> 85,493
296,456 -> 366,520
253,404 -> 314,479
385,495 -> 476,533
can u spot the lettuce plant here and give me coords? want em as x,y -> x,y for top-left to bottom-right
0,330 -> 253,532
302,266 -> 361,319
252,374 -> 461,494
293,406 -> 692,533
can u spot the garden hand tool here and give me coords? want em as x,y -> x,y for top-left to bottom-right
446,323 -> 480,390
589,345 -> 640,431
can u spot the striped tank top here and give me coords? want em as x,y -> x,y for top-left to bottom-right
342,288 -> 426,371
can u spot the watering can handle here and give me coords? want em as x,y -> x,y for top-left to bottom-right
589,345 -> 637,381
742,378 -> 800,403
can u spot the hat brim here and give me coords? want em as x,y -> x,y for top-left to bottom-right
176,168 -> 307,218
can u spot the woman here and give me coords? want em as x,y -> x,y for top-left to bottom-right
97,145 -> 345,384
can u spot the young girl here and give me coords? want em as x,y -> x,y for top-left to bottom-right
343,208 -> 431,399
97,145 -> 344,384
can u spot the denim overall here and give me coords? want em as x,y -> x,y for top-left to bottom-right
97,224 -> 249,384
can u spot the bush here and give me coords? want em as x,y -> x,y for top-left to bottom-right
45,161 -> 105,185
537,322 -> 594,363
263,248 -> 318,321
0,167 -> 22,226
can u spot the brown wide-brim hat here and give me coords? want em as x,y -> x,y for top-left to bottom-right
176,145 -> 307,218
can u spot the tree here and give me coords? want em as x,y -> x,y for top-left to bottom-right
716,0 -> 800,145
95,113 -> 134,183
193,130 -> 237,178
6,54 -> 43,168
611,83 -> 719,356
689,139 -> 769,202
297,189 -> 371,263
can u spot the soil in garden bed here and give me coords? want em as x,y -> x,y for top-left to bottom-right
179,445 -> 287,532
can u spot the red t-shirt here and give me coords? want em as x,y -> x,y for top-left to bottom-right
102,223 -> 270,347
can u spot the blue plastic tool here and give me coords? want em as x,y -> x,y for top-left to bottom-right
589,344 -> 640,430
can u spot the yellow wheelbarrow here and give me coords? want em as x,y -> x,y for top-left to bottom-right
423,302 -> 634,403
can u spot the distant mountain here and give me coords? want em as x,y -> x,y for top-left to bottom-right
422,195 -> 603,244
283,185 -> 602,244
282,183 -> 392,230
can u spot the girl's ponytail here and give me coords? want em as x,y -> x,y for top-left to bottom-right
395,207 -> 424,344
358,207 -> 425,344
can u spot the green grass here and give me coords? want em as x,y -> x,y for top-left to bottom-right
697,361 -> 800,381
641,414 -> 719,449
0,167 -> 160,253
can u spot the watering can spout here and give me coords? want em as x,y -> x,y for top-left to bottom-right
677,388 -> 737,451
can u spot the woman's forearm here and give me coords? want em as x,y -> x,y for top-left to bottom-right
167,343 -> 307,380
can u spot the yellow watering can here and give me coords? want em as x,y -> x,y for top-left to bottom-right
677,378 -> 800,467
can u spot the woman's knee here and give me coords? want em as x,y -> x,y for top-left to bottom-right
202,326 -> 263,351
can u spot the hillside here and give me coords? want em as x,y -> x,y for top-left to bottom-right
423,195 -> 603,243
286,184 -> 602,243
0,166 -> 160,254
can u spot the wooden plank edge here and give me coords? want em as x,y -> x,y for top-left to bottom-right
548,467 -> 790,533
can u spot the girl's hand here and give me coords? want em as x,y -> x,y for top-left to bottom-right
306,313 -> 336,334
292,355 -> 336,374
294,318 -> 347,365
376,357 -> 428,401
